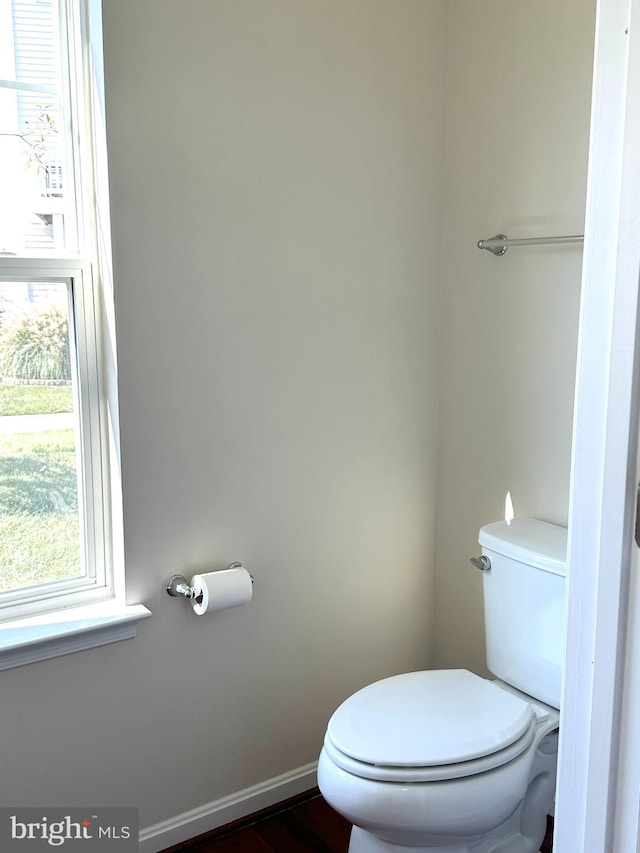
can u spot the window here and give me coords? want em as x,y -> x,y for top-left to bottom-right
0,0 -> 132,635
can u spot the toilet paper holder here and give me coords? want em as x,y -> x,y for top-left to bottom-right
166,562 -> 253,601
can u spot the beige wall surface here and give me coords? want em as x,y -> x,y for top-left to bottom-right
433,0 -> 595,673
0,0 -> 447,829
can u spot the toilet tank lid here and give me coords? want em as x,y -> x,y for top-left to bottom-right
479,518 -> 567,576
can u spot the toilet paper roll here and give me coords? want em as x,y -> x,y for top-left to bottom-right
190,566 -> 253,615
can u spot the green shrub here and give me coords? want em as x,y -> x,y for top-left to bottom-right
0,305 -> 71,381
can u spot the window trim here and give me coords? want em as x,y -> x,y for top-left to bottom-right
0,601 -> 151,671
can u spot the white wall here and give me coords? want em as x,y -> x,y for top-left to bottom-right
0,0 -> 447,832
433,0 -> 595,673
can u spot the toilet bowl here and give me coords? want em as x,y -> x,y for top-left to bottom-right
318,670 -> 559,853
317,518 -> 567,853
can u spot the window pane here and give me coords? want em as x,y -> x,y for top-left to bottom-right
0,0 -> 74,255
0,280 -> 83,594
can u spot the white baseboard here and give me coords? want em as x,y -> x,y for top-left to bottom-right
139,761 -> 319,852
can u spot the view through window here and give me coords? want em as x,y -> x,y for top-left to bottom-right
0,280 -> 82,595
0,0 -> 110,613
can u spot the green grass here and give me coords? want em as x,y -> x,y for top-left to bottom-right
0,515 -> 81,591
0,429 -> 81,592
0,384 -> 73,416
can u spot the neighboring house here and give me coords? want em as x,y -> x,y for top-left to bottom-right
1,0 -> 66,255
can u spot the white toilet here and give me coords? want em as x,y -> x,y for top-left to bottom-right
318,517 -> 566,853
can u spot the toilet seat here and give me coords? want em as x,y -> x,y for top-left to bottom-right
324,669 -> 537,783
323,718 -> 536,782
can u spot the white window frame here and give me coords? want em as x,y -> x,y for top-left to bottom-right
0,260 -> 111,618
0,0 -> 149,666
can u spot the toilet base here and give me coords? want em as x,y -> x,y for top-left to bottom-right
349,816 -> 545,853
349,824 -> 469,852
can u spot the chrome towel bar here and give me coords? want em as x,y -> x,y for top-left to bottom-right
477,233 -> 584,256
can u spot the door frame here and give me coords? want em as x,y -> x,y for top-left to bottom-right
554,0 -> 640,849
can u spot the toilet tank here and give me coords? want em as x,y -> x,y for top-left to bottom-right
479,517 -> 567,709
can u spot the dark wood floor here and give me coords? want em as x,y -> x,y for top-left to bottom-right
161,790 -> 554,852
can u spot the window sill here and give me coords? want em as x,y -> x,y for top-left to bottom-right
0,601 -> 152,671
